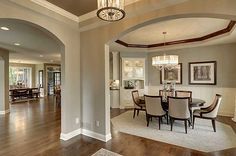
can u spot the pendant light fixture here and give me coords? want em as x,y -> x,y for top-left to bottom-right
97,0 -> 125,22
152,32 -> 179,70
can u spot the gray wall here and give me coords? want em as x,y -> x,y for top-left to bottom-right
0,48 -> 9,112
148,43 -> 236,88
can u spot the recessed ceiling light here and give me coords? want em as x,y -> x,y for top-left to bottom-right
14,43 -> 21,46
40,55 -> 44,58
1,27 -> 10,31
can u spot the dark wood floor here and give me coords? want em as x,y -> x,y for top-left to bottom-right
0,97 -> 235,156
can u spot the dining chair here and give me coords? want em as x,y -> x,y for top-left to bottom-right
144,95 -> 168,129
192,94 -> 222,132
131,90 -> 145,118
159,90 -> 174,97
175,90 -> 195,122
175,90 -> 192,100
168,97 -> 191,134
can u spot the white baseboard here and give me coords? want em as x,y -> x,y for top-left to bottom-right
0,109 -> 10,115
60,128 -> 81,141
82,129 -> 112,142
60,128 -> 112,142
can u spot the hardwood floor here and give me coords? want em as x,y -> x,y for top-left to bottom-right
0,97 -> 235,156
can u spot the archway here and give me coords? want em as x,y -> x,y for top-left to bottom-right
105,13 -> 236,138
0,17 -> 67,135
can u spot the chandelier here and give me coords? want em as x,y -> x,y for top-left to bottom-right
97,0 -> 125,22
152,32 -> 178,70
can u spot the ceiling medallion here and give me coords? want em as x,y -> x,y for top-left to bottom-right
97,0 -> 125,22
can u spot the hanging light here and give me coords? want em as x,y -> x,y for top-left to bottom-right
152,32 -> 178,70
97,0 -> 125,22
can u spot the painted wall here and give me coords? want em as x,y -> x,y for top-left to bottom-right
80,0 -> 236,138
147,43 -> 236,116
10,63 -> 36,87
0,48 -> 9,113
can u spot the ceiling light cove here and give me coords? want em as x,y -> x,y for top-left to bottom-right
1,26 -> 10,31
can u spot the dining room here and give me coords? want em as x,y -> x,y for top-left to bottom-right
109,17 -> 236,153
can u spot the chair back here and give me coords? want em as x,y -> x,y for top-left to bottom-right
132,90 -> 140,105
203,94 -> 222,118
175,90 -> 192,100
144,95 -> 165,116
159,90 -> 174,97
169,97 -> 190,119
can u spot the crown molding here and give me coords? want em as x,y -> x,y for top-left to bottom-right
116,21 -> 236,48
30,0 -> 79,22
79,10 -> 97,22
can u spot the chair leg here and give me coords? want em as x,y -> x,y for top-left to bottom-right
170,117 -> 173,131
188,119 -> 191,127
137,110 -> 140,116
133,109 -> 136,118
160,117 -> 163,124
184,120 -> 188,134
192,116 -> 195,129
166,114 -> 169,125
212,119 -> 216,132
147,115 -> 150,127
158,117 -> 161,130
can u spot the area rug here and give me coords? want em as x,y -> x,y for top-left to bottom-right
91,148 -> 122,156
111,111 -> 236,152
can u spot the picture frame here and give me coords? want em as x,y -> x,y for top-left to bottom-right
189,61 -> 217,85
160,63 -> 182,84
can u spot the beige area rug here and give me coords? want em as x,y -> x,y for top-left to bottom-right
111,111 -> 236,152
91,148 -> 122,156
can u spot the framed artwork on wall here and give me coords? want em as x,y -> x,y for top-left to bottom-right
189,61 -> 217,85
160,63 -> 182,84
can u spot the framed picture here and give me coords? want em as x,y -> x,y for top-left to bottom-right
160,63 -> 182,84
189,61 -> 217,85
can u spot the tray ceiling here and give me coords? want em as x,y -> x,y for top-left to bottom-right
119,18 -> 232,45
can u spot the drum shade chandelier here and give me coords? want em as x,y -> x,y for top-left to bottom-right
152,32 -> 179,70
97,0 -> 125,22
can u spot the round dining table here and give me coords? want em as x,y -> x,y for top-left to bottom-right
162,98 -> 206,108
160,98 -> 206,111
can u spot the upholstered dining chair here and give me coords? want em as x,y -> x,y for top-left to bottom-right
175,90 -> 195,122
144,95 -> 168,130
175,90 -> 192,100
168,97 -> 191,134
192,94 -> 222,132
159,90 -> 174,97
132,90 -> 145,118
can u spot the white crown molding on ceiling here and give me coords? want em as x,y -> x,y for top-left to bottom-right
79,10 -> 98,22
30,0 -> 79,22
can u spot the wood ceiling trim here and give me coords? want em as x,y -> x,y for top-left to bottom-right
116,21 -> 236,48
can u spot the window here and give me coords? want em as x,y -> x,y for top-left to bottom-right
9,67 -> 32,88
39,70 -> 43,88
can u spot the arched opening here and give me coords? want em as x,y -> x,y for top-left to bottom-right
105,13 -> 236,143
0,18 -> 65,146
